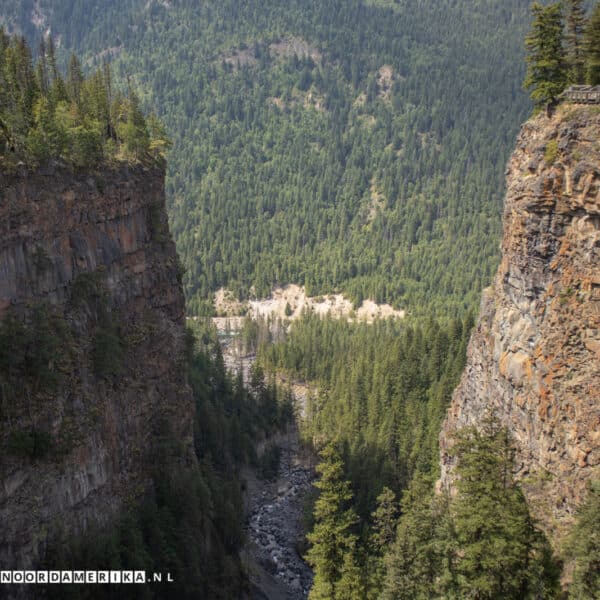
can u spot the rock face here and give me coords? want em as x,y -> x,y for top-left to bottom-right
0,163 -> 195,569
440,106 -> 600,542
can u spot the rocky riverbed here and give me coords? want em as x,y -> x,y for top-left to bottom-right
213,321 -> 315,599
244,432 -> 314,599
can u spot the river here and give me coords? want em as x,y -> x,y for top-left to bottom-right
214,320 -> 315,599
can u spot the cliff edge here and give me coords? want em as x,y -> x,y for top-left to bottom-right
0,162 -> 195,570
440,106 -> 600,544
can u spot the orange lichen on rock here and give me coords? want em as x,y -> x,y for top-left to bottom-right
440,106 -> 600,546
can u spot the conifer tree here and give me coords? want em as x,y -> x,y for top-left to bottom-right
46,36 -> 68,104
0,29 -> 10,152
382,473 -> 440,600
36,38 -> 49,95
67,53 -> 84,106
46,36 -> 58,82
147,112 -> 172,158
568,481 -> 600,599
5,36 -> 38,154
368,486 -> 399,597
120,87 -> 150,159
102,61 -> 114,138
371,486 -> 398,554
306,443 -> 360,600
584,2 -> 600,84
334,550 -> 365,600
565,0 -> 587,83
441,417 -> 560,599
524,2 -> 568,106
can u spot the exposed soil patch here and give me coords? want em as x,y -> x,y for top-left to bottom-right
222,36 -> 322,70
366,178 -> 386,222
214,285 -> 405,322
269,37 -> 322,64
377,64 -> 394,100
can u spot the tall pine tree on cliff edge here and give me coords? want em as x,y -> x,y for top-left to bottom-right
524,2 -> 567,106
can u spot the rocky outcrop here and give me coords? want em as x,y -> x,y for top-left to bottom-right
0,162 -> 195,570
440,106 -> 600,543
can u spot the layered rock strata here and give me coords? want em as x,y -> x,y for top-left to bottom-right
440,106 -> 600,542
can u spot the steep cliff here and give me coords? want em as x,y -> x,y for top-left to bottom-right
0,162 -> 195,569
440,106 -> 600,544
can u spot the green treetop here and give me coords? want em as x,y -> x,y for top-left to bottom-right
441,416 -> 560,599
524,2 -> 568,106
382,473 -> 441,600
306,442 -> 362,600
565,0 -> 587,83
370,486 -> 399,555
367,486 -> 399,597
584,2 -> 600,84
0,30 -> 168,170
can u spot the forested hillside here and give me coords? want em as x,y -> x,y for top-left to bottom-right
2,2 -> 599,599
1,0 -> 532,316
260,315 -> 472,516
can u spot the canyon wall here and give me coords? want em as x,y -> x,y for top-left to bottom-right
440,106 -> 600,543
0,162 -> 195,569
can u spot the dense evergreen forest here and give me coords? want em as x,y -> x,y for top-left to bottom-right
2,1 -> 600,598
257,308 -> 598,599
2,0 -> 533,316
0,30 -> 168,169
260,315 -> 471,516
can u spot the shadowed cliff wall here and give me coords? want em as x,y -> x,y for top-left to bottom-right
0,162 -> 195,570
